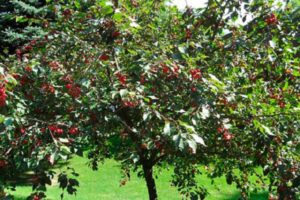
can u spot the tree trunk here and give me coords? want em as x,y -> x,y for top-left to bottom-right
0,187 -> 5,199
143,164 -> 158,200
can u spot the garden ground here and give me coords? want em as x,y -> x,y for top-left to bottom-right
10,156 -> 268,200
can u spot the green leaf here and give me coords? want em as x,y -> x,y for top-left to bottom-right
113,12 -> 123,22
179,120 -> 196,133
16,16 -> 28,23
154,111 -> 162,120
119,89 -> 128,98
191,134 -> 206,146
173,134 -> 184,150
261,125 -> 274,136
163,121 -> 171,135
0,115 -> 5,123
4,117 -> 14,127
143,112 -> 150,121
187,139 -> 197,153
102,5 -> 114,15
74,0 -> 81,9
60,145 -> 71,154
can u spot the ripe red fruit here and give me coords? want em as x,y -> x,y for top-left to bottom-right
12,73 -> 20,80
190,69 -> 201,80
20,127 -> 26,134
62,75 -> 74,83
123,101 -> 137,108
25,66 -> 32,72
0,86 -> 7,107
33,195 -> 41,200
69,127 -> 79,135
48,125 -> 64,134
24,45 -> 33,51
62,9 -> 72,17
155,141 -> 162,149
116,73 -> 127,86
99,54 -> 109,61
140,143 -> 148,150
65,83 -> 72,89
173,65 -> 179,75
112,31 -> 121,38
0,160 -> 6,168
30,40 -> 37,46
265,13 -> 278,25
16,48 -> 22,59
56,128 -> 64,135
65,84 -> 81,98
278,101 -> 285,108
191,87 -> 197,92
140,75 -> 146,84
48,61 -> 60,70
41,83 -> 55,94
185,28 -> 192,39
217,127 -> 224,133
223,131 -> 233,141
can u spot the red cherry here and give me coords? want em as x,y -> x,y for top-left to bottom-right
62,9 -> 72,17
140,143 -> 148,150
185,28 -> 192,39
223,131 -> 233,141
0,160 -> 6,168
0,86 -> 7,107
48,61 -> 60,70
112,31 -> 121,38
33,195 -> 41,200
25,66 -> 32,72
190,69 -> 201,79
68,85 -> 81,98
265,13 -> 278,25
217,127 -> 224,133
56,128 -> 64,135
40,128 -> 46,133
99,54 -> 109,61
162,66 -> 169,74
68,127 -> 79,135
140,75 -> 146,84
65,83 -> 72,89
24,45 -> 33,51
278,101 -> 285,108
116,73 -> 127,86
20,127 -> 26,134
16,49 -> 22,58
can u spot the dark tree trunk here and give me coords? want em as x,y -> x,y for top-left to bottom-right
142,164 -> 158,200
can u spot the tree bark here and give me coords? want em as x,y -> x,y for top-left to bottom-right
0,187 -> 5,199
142,164 -> 158,200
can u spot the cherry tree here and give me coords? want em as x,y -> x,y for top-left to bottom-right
0,0 -> 299,199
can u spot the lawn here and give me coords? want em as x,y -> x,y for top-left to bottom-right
10,156 -> 268,200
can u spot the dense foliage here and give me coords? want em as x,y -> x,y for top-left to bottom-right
0,0 -> 52,57
0,0 -> 299,200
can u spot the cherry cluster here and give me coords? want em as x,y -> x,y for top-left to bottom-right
0,86 -> 7,107
265,13 -> 278,25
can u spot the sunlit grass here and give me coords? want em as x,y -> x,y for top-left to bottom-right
9,156 -> 268,200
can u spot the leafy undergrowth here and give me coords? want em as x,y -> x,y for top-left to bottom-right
9,156 -> 268,200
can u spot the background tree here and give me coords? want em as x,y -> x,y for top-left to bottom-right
0,0 -> 52,57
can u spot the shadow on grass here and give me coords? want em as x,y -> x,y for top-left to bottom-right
7,160 -> 71,187
12,195 -> 27,200
227,191 -> 268,200
13,192 -> 268,200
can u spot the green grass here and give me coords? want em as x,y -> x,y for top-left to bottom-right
9,156 -> 268,200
